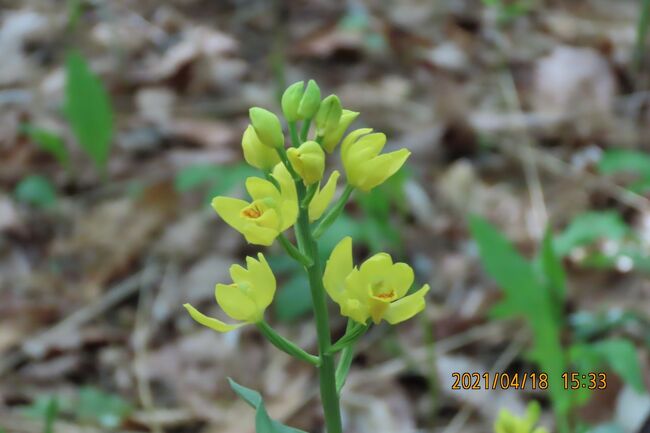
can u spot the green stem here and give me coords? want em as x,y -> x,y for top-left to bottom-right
257,321 -> 320,366
294,181 -> 343,433
288,121 -> 301,148
301,183 -> 319,209
329,321 -> 368,354
278,234 -> 312,267
312,185 -> 354,239
300,119 -> 311,142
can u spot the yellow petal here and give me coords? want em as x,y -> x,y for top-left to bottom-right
309,171 -> 340,221
340,299 -> 370,325
356,149 -> 410,192
241,224 -> 278,246
386,262 -> 414,298
246,177 -> 280,201
245,253 -> 276,310
183,303 -> 244,333
273,164 -> 299,231
212,197 -> 249,232
341,128 -> 372,161
383,284 -> 429,325
323,237 -> 353,304
215,283 -> 260,322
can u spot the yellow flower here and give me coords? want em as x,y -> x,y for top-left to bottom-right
287,141 -> 325,185
494,402 -> 548,433
341,128 -> 410,192
242,125 -> 280,171
212,169 -> 298,246
323,237 -> 429,325
322,109 -> 358,153
183,253 -> 275,332
273,163 -> 339,222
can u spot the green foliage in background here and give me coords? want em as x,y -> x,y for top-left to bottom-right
597,149 -> 650,193
469,216 -> 571,429
64,51 -> 113,171
174,163 -> 257,203
21,124 -> 69,168
22,387 -> 132,430
482,0 -> 534,24
14,175 -> 57,208
471,216 -> 646,431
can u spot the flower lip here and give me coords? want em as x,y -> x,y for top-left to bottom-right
241,203 -> 263,219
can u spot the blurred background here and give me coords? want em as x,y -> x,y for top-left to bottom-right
1,0 -> 650,432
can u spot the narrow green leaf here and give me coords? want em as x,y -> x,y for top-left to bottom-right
537,226 -> 566,319
64,51 -> 113,170
228,378 -> 308,433
44,398 -> 58,433
21,124 -> 69,167
469,215 -> 571,417
14,175 -> 57,208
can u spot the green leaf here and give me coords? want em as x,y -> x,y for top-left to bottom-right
21,124 -> 69,167
64,51 -> 113,170
536,226 -> 566,319
554,212 -> 629,256
14,175 -> 57,208
469,215 -> 571,417
592,339 -> 645,393
597,149 -> 650,175
228,378 -> 308,433
74,387 -> 132,429
274,273 -> 312,322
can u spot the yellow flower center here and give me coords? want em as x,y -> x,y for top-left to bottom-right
241,204 -> 263,219
370,281 -> 397,302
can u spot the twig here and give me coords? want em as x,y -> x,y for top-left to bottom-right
0,267 -> 160,378
498,71 -> 548,240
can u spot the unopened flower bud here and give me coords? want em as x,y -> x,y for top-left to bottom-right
287,140 -> 325,185
315,95 -> 342,137
281,81 -> 305,122
297,80 -> 321,119
242,125 -> 280,171
249,107 -> 284,148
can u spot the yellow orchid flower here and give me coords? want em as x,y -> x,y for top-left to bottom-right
212,167 -> 298,246
183,253 -> 275,332
241,125 -> 280,171
287,140 -> 325,185
323,237 -> 429,325
273,162 -> 339,222
341,128 -> 410,192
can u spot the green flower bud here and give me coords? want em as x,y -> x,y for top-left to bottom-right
315,95 -> 342,137
242,125 -> 280,171
322,109 -> 359,153
281,81 -> 305,122
297,80 -> 321,119
249,107 -> 284,148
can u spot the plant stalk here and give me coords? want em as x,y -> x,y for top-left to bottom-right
295,182 -> 343,433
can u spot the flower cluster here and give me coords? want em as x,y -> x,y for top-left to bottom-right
184,79 -> 427,334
